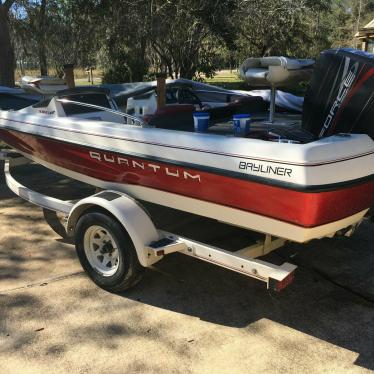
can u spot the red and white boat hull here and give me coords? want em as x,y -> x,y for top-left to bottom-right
0,112 -> 373,242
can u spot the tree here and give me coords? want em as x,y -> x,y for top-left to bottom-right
94,0 -> 237,82
148,0 -> 237,79
5,0 -> 374,85
37,0 -> 47,75
0,0 -> 16,87
97,0 -> 150,83
13,0 -> 48,75
11,0 -> 99,77
234,0 -> 334,60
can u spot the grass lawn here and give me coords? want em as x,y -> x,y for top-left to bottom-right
75,77 -> 102,86
205,69 -> 248,90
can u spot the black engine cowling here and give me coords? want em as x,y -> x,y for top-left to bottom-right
302,48 -> 374,139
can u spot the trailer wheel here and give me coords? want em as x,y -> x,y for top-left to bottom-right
75,212 -> 144,292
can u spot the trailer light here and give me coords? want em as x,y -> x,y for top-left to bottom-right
270,271 -> 295,292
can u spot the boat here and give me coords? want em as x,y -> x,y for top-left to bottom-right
19,75 -> 67,95
104,77 -> 304,113
0,48 -> 373,243
0,86 -> 40,110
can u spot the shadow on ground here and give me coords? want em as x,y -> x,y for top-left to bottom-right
118,217 -> 374,370
1,160 -> 374,370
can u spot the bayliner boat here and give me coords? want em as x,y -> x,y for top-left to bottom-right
0,48 -> 373,243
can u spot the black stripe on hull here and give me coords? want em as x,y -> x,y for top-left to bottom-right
1,126 -> 373,193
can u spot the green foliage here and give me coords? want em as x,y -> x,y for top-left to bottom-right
234,0 -> 333,59
100,46 -> 147,83
6,0 -> 374,84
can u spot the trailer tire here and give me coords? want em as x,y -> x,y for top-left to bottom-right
75,212 -> 144,292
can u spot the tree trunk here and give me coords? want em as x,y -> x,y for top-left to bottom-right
0,5 -> 15,87
130,37 -> 148,82
38,0 -> 48,76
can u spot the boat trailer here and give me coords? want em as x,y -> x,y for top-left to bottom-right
1,151 -> 297,292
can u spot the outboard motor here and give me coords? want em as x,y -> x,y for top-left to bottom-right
302,48 -> 374,139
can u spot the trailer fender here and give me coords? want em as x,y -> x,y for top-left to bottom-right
66,190 -> 161,267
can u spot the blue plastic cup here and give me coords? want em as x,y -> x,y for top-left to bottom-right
193,112 -> 210,133
233,114 -> 251,137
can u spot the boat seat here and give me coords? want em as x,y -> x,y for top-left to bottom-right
240,57 -> 315,87
239,56 -> 314,122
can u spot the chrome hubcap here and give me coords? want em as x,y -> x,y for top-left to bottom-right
84,225 -> 120,276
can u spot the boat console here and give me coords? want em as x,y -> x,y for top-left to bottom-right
21,87 -> 129,124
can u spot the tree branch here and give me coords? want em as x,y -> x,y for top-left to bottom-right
3,0 -> 15,11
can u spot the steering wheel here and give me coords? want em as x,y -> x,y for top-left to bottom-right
176,88 -> 203,110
